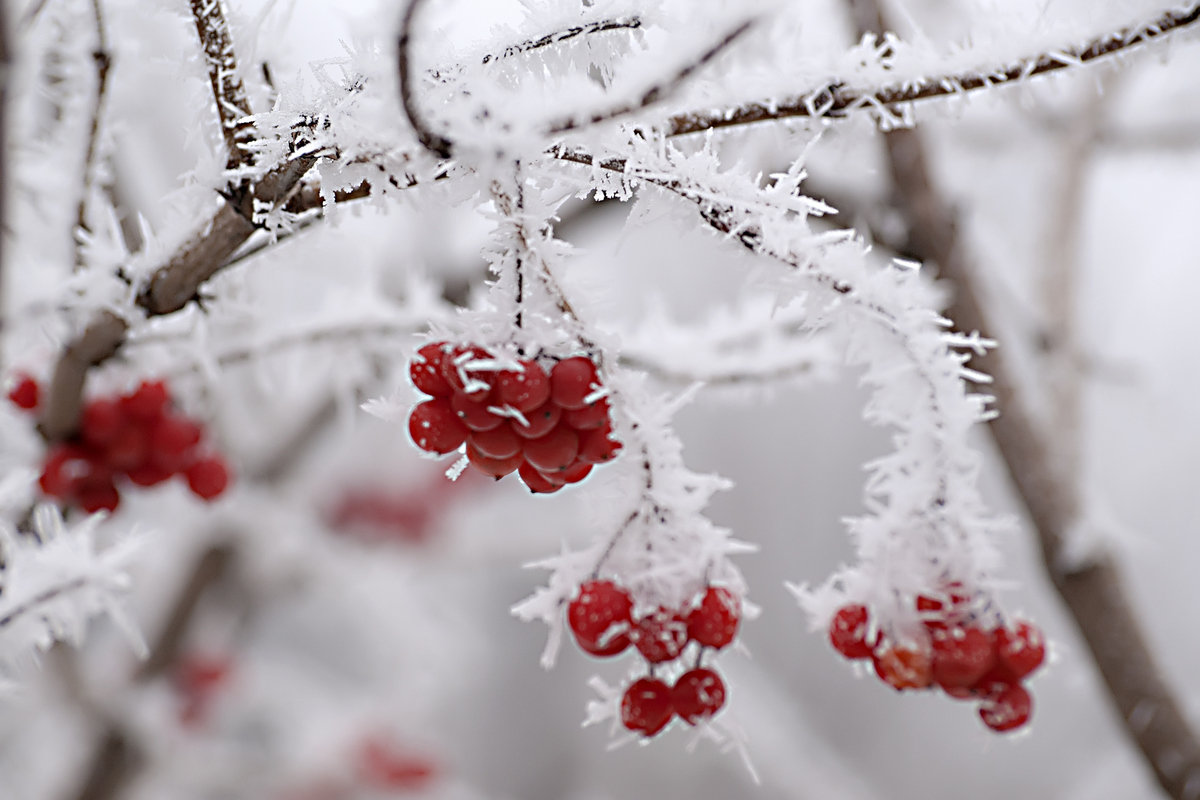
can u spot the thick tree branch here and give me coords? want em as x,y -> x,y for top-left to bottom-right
666,2 -> 1200,136
188,0 -> 256,170
846,2 -> 1200,797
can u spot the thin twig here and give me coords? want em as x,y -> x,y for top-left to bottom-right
0,0 -> 9,374
666,2 -> 1200,136
845,2 -> 1200,797
480,16 -> 642,65
73,0 -> 111,271
397,0 -> 453,159
188,0 -> 256,170
545,17 -> 755,135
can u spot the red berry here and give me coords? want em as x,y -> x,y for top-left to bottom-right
979,682 -> 1033,733
468,424 -> 522,459
465,443 -> 523,478
7,374 -> 40,410
873,642 -> 933,691
550,357 -> 600,410
127,463 -> 174,487
931,625 -> 995,689
560,460 -> 593,484
829,603 -> 873,660
150,415 -> 204,470
77,479 -> 120,513
511,399 -> 562,439
578,422 -> 621,464
407,398 -> 468,455
634,607 -> 689,663
105,423 -> 150,471
567,580 -> 633,656
687,586 -> 740,650
450,391 -> 504,432
994,620 -> 1046,679
121,380 -> 170,421
39,443 -> 92,498
563,397 -> 610,430
81,399 -> 123,446
186,456 -> 230,500
672,668 -> 726,724
518,461 -> 563,494
522,423 -> 579,473
915,584 -> 972,630
620,677 -> 674,737
440,345 -> 494,400
494,359 -> 551,413
410,343 -> 453,397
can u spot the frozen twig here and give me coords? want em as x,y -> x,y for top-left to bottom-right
397,0 -> 454,159
72,0 -> 111,271
480,16 -> 642,65
188,0 -> 256,170
666,2 -> 1200,136
846,1 -> 1200,797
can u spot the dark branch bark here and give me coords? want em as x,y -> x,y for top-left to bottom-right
666,2 -> 1200,136
188,0 -> 256,170
398,0 -> 453,159
845,2 -> 1200,797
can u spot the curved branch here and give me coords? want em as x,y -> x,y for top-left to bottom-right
666,2 -> 1200,136
397,0 -> 453,159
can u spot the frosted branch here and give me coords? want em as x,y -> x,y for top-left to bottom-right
188,0 -> 256,169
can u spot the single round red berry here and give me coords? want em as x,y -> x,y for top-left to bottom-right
494,358 -> 552,413
931,625 -> 995,689
407,398 -> 469,455
672,667 -> 726,724
39,443 -> 92,498
522,423 -> 579,473
511,399 -> 562,439
687,586 -> 740,650
567,580 -> 633,656
121,380 -> 170,421
410,343 -> 453,397
873,642 -> 933,691
994,620 -> 1046,679
7,374 -> 40,410
465,443 -> 523,478
563,397 -> 610,430
77,479 -> 120,513
450,391 -> 504,432
634,607 -> 689,663
81,399 -> 123,446
518,461 -> 563,494
620,677 -> 674,737
186,456 -> 230,500
550,357 -> 600,410
829,603 -> 873,660
578,423 -> 621,464
560,460 -> 593,484
979,682 -> 1033,733
468,424 -> 521,459
440,345 -> 493,400
127,463 -> 174,487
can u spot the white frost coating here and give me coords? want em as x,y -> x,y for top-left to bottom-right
0,505 -> 146,666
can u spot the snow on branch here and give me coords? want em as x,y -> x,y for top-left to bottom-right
188,0 -> 256,169
666,2 -> 1200,136
0,505 -> 144,664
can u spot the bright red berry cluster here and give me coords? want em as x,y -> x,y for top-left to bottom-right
566,580 -> 740,737
407,343 -> 621,493
22,379 -> 231,513
828,589 -> 1046,733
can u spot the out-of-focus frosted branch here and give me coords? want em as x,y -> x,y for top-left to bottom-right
72,0 -> 111,271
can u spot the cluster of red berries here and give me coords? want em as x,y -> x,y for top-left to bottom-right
407,343 -> 621,493
828,588 -> 1046,733
566,579 -> 741,736
11,377 -> 231,513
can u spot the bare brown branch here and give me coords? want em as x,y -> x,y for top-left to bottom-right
72,0 -> 111,271
188,0 -> 256,170
398,0 -> 453,159
666,2 -> 1200,137
845,2 -> 1200,797
480,16 -> 641,65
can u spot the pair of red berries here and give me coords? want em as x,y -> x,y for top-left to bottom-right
620,667 -> 728,737
26,379 -> 231,513
829,591 -> 1046,733
407,343 -> 621,493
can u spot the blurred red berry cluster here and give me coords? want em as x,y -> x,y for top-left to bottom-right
829,586 -> 1046,733
407,343 -> 621,492
10,377 -> 231,512
567,580 -> 740,737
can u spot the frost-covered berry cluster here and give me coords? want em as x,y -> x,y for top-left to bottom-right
828,585 -> 1046,733
407,342 -> 620,490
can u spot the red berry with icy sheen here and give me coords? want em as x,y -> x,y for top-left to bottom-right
634,607 -> 689,664
873,642 -> 934,691
931,626 -> 995,689
620,677 -> 674,737
465,444 -> 523,478
468,424 -> 521,460
522,423 -> 579,473
7,374 -> 40,410
407,398 -> 468,454
687,586 -> 740,650
550,357 -> 599,409
994,620 -> 1046,679
560,460 -> 593,484
978,682 -> 1033,733
186,456 -> 230,500
511,399 -> 561,439
450,391 -> 504,432
563,397 -> 609,430
567,580 -> 633,656
518,461 -> 563,494
440,345 -> 493,399
410,343 -> 453,397
494,359 -> 551,413
578,423 -> 621,464
672,668 -> 727,724
829,603 -> 873,660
